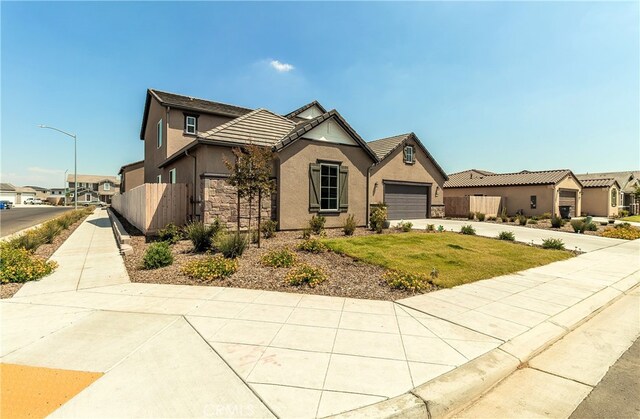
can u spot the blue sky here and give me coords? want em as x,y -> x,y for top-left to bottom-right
2,1 -> 638,188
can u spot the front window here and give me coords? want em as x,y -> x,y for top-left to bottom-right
85,193 -> 91,201
530,195 -> 537,209
169,168 -> 176,184
104,182 -> 111,191
320,164 -> 339,211
611,188 -> 617,207
157,119 -> 163,148
403,146 -> 414,164
156,175 -> 162,183
185,115 -> 197,134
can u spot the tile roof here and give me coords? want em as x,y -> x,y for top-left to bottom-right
66,174 -> 120,185
367,134 -> 412,160
284,101 -> 327,119
577,178 -> 619,188
118,160 -> 144,175
199,109 -> 295,147
575,171 -> 639,190
444,169 -> 575,188
448,169 -> 496,178
150,89 -> 253,118
0,183 -> 16,191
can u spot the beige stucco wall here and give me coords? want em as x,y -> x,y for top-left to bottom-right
554,175 -> 582,217
166,108 -> 233,157
121,164 -> 144,193
276,139 -> 373,230
444,185 -> 554,216
581,186 -> 618,217
369,137 -> 446,212
143,98 -> 167,183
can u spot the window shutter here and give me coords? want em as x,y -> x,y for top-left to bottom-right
309,163 -> 321,212
339,165 -> 349,211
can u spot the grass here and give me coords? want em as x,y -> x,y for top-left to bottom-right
322,232 -> 573,288
621,215 -> 640,223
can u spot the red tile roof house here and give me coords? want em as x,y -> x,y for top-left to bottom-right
138,89 -> 448,230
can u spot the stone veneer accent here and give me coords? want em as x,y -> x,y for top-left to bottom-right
431,205 -> 445,218
201,177 -> 274,230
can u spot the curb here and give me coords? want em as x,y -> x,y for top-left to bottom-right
107,208 -> 132,255
332,281 -> 637,419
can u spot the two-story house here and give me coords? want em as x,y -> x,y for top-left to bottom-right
138,89 -> 448,230
67,174 -> 120,204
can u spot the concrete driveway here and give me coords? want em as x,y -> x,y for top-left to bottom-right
395,218 -> 626,252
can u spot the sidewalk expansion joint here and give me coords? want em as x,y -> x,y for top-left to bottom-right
409,390 -> 431,419
527,366 -> 594,389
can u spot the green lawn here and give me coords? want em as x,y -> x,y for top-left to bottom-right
621,215 -> 640,223
323,232 -> 573,288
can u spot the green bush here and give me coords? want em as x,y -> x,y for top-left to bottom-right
158,223 -> 182,244
551,216 -> 564,228
39,221 -> 63,244
437,225 -> 445,232
467,212 -> 475,220
497,231 -> 516,241
527,219 -> 538,225
487,216 -> 497,221
475,212 -> 485,222
540,212 -> 552,220
570,219 -> 586,233
542,238 -> 565,250
9,231 -> 44,252
184,221 -> 219,252
500,207 -> 508,222
398,221 -> 413,232
286,263 -> 327,287
517,215 -> 527,226
301,228 -> 312,240
309,215 -> 326,234
508,216 -> 516,223
182,255 -> 238,280
620,209 -> 629,217
585,222 -> 598,231
57,215 -> 73,229
260,220 -> 278,239
460,225 -> 476,235
370,205 -> 387,233
343,214 -> 357,236
142,242 -> 174,269
217,232 -> 248,258
297,238 -> 327,253
384,270 -> 432,293
0,244 -> 57,283
250,230 -> 259,244
261,248 -> 297,268
426,224 -> 435,232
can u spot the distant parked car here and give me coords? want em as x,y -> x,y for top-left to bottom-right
82,200 -> 107,207
0,200 -> 13,209
24,198 -> 43,205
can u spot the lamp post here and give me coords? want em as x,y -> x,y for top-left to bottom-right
38,125 -> 77,210
64,169 -> 69,206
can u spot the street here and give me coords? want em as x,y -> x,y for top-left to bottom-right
0,207 -> 73,237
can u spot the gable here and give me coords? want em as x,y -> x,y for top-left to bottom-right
297,105 -> 324,120
303,119 -> 358,146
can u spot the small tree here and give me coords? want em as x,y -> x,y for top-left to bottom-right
224,144 -> 274,247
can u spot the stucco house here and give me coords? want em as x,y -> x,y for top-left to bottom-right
118,160 -> 145,193
137,89 -> 447,230
67,174 -> 120,204
576,171 -> 639,215
575,177 -> 620,218
444,169 -> 583,218
0,183 -> 37,204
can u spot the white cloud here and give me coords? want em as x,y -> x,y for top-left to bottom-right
28,166 -> 65,175
269,60 -> 295,73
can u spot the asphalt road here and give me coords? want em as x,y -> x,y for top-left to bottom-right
570,337 -> 640,419
0,206 -> 74,237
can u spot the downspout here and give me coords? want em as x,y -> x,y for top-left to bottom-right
186,149 -> 197,221
366,165 -> 372,227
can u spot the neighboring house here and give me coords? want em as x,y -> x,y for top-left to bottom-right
576,178 -> 620,218
48,187 -> 67,205
118,160 -> 145,193
576,171 -> 639,215
67,174 -> 120,204
24,186 -> 51,200
448,169 -> 496,180
444,169 -> 583,218
368,133 -> 448,219
138,89 -> 447,229
0,183 -> 37,204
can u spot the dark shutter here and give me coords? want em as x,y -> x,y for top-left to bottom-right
339,165 -> 349,211
309,163 -> 321,212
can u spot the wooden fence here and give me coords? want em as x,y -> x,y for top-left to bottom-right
444,196 -> 505,218
112,183 -> 188,234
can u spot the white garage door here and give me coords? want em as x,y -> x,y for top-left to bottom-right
0,192 -> 17,204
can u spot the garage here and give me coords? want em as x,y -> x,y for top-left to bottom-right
0,192 -> 17,204
559,190 -> 577,218
384,182 -> 430,220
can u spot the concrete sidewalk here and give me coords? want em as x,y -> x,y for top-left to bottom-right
1,209 -> 639,418
403,218 -> 625,252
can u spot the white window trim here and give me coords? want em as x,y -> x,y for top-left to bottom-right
157,119 -> 163,149
156,175 -> 162,183
319,163 -> 339,212
85,193 -> 91,201
103,182 -> 111,191
169,168 -> 176,184
404,146 -> 414,164
185,116 -> 197,135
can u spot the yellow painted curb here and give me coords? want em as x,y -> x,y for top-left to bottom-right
0,363 -> 102,418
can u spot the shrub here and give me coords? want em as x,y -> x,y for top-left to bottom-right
467,212 -> 475,220
426,224 -> 435,232
9,231 -> 43,252
540,212 -> 552,220
517,215 -> 527,226
57,215 -> 73,229
601,225 -> 640,240
585,222 -> 598,231
527,219 -> 538,225
620,209 -> 630,217
384,270 -> 432,293
343,214 -> 357,236
542,238 -> 565,250
508,216 -> 516,223
142,242 -> 173,269
297,238 -> 327,253
437,225 -> 445,232
286,264 -> 327,287
260,220 -> 277,239
370,205 -> 387,233
182,255 -> 238,280
301,228 -> 312,240
460,225 -> 476,235
309,215 -> 326,234
217,232 -> 248,258
158,223 -> 182,244
261,248 -> 297,268
250,230 -> 259,244
475,212 -> 485,222
487,216 -> 497,221
551,216 -> 564,228
398,221 -> 413,232
0,244 -> 57,283
39,221 -> 63,244
500,207 -> 508,222
570,219 -> 586,233
497,231 -> 515,241
184,221 -> 218,252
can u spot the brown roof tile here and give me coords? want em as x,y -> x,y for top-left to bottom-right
578,178 -> 619,188
199,109 -> 295,147
150,89 -> 253,118
444,169 -> 575,188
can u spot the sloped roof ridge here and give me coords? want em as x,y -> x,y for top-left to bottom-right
149,88 -> 253,112
368,132 -> 412,144
284,100 -> 327,119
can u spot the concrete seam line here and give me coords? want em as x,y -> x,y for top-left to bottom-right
527,366 -> 595,388
182,315 -> 280,419
409,390 -> 431,419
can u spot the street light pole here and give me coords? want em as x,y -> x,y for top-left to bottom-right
38,125 -> 78,210
64,169 -> 68,206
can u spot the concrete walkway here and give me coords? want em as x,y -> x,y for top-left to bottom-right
2,210 -> 639,418
400,218 -> 625,252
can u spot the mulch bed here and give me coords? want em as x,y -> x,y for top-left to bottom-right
121,220 -> 430,301
0,213 -> 91,299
